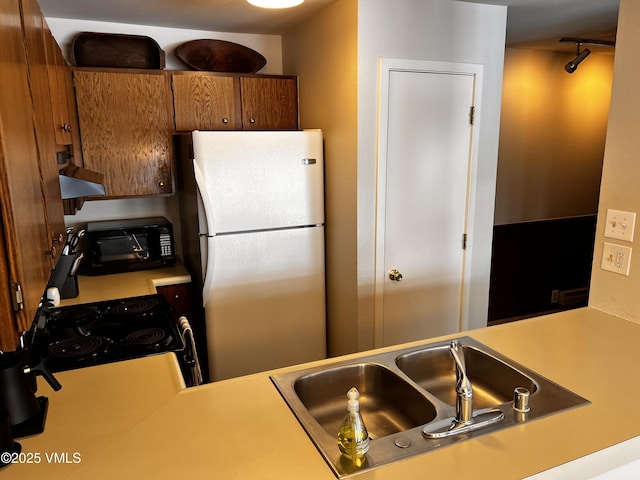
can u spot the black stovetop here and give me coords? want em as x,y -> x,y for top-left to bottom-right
37,294 -> 184,373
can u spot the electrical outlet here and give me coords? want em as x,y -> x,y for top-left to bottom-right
551,290 -> 559,303
601,242 -> 632,276
604,209 -> 636,242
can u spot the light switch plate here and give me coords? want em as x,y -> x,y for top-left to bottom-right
604,209 -> 636,242
601,242 -> 632,276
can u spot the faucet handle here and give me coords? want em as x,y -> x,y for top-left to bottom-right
449,341 -> 468,381
449,339 -> 473,425
450,340 -> 473,395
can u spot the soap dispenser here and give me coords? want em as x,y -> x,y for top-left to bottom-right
337,387 -> 369,466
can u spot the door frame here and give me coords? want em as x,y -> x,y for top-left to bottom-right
374,57 -> 484,347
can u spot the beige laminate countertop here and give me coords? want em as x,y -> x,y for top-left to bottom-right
0,353 -> 185,479
5,307 -> 640,479
57,263 -> 191,307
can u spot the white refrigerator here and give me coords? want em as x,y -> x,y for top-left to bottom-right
176,130 -> 327,381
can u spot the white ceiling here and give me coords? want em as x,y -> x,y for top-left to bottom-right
478,0 -> 619,52
37,0 -> 619,52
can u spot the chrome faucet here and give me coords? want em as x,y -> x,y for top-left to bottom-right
450,340 -> 473,425
423,339 -> 505,439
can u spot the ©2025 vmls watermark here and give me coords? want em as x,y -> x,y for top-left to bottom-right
1,451 -> 81,465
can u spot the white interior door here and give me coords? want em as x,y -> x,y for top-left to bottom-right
375,59 -> 483,347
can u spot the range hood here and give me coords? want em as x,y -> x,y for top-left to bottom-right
59,165 -> 106,199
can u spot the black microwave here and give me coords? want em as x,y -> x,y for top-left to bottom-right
81,217 -> 176,275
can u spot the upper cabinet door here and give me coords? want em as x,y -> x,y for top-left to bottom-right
43,28 -> 73,146
0,0 -> 54,345
20,0 -> 66,263
74,70 -> 173,197
240,76 -> 299,130
172,73 -> 238,131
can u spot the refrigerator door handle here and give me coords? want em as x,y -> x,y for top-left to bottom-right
194,159 -> 217,308
193,159 -> 216,236
202,236 -> 216,308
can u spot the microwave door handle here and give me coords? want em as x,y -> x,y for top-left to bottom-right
129,233 -> 150,260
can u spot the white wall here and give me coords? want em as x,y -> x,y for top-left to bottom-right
589,0 -> 640,321
46,18 -> 283,73
357,0 -> 508,337
282,0 -> 358,357
495,48 -> 613,225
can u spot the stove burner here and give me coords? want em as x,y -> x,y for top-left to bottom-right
51,306 -> 97,328
48,336 -> 111,360
110,298 -> 159,316
124,328 -> 170,349
42,295 -> 185,374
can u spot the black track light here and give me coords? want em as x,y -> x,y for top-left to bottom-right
564,47 -> 591,74
559,37 -> 616,74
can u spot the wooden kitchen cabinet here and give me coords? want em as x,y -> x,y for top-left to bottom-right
43,21 -> 83,158
72,69 -> 298,199
43,28 -> 73,146
156,283 -> 194,319
172,73 -> 237,131
0,0 -> 66,349
171,72 -> 299,131
41,16 -> 84,214
240,76 -> 298,130
20,0 -> 67,260
73,69 -> 174,198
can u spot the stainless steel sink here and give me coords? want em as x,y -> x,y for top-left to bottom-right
294,363 -> 437,439
271,336 -> 589,478
396,342 -> 538,409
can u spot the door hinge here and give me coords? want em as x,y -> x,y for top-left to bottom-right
469,106 -> 475,125
462,233 -> 468,250
11,282 -> 24,312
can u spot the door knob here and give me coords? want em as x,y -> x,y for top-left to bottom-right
389,269 -> 403,281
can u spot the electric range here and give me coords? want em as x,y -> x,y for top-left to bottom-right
35,294 -> 186,374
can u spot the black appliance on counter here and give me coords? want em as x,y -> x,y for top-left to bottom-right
32,294 -> 200,386
81,216 -> 176,275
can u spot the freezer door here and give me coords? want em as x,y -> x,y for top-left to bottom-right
192,130 -> 324,234
205,226 -> 326,381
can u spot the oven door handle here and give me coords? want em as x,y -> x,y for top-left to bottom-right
179,316 -> 203,386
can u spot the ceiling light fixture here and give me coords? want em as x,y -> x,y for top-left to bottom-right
560,37 -> 616,74
247,0 -> 304,8
564,44 -> 591,74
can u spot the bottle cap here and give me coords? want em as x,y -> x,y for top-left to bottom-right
347,387 -> 360,411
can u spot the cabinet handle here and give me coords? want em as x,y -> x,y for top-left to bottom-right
159,181 -> 165,188
249,118 -> 256,124
46,245 -> 57,259
61,124 -> 72,132
222,118 -> 229,124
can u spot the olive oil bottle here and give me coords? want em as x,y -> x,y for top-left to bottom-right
337,387 -> 369,467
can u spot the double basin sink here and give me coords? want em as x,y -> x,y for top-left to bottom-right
270,336 -> 589,478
